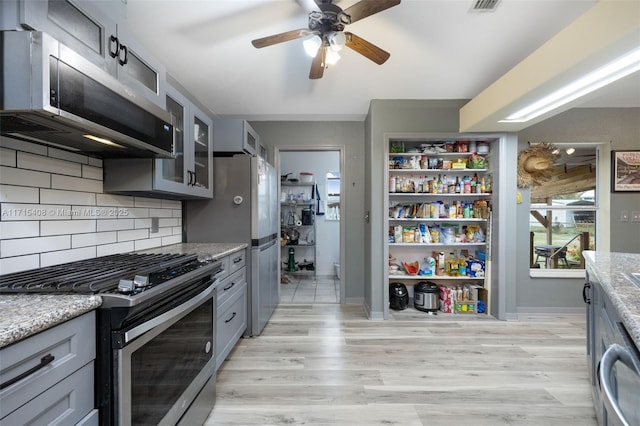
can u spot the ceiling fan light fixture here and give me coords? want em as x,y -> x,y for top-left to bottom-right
329,31 -> 346,52
325,48 -> 340,65
303,35 -> 322,57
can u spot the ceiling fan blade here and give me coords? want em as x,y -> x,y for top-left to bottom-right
309,46 -> 326,79
295,0 -> 321,13
344,32 -> 390,65
251,28 -> 312,48
342,0 -> 401,24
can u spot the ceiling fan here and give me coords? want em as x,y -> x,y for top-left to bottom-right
251,0 -> 401,79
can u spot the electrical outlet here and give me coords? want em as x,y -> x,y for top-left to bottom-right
621,211 -> 629,222
632,211 -> 640,223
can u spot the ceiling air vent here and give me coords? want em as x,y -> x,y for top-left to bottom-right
471,0 -> 501,12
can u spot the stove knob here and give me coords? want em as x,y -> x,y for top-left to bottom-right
133,275 -> 149,288
118,279 -> 134,293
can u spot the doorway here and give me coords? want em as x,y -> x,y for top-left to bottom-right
276,147 -> 344,304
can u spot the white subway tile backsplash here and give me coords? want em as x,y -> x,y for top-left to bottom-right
72,231 -> 117,248
149,208 -> 174,218
96,194 -> 135,207
41,220 -> 96,236
52,174 -> 102,193
1,235 -> 70,257
162,235 -> 182,246
121,207 -> 150,219
96,218 -> 135,232
117,228 -> 149,242
0,203 -> 72,221
0,143 -> 183,271
82,164 -> 103,180
88,157 -> 103,168
158,218 -> 179,228
0,147 -> 16,167
41,189 -> 96,206
135,218 -> 152,229
47,147 -> 89,165
0,185 -> 39,203
0,254 -> 39,274
97,241 -> 134,257
40,246 -> 96,267
0,166 -> 50,188
155,227 -> 172,237
0,221 -> 39,239
162,199 -> 181,209
18,151 -> 82,176
0,136 -> 48,155
134,238 -> 162,251
134,197 -> 162,208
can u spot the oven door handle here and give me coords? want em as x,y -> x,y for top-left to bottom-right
599,343 -> 639,426
124,280 -> 217,344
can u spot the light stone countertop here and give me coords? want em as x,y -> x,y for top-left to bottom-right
0,243 -> 246,349
135,242 -> 248,259
0,295 -> 102,348
584,251 -> 640,349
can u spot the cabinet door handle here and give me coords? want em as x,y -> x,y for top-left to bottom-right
223,281 -> 236,291
118,44 -> 129,66
108,35 -> 119,58
225,312 -> 237,323
0,353 -> 55,390
233,257 -> 243,264
583,281 -> 591,304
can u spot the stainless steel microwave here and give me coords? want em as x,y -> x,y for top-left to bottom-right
0,31 -> 173,158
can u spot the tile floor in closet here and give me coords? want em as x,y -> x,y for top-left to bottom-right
279,276 -> 340,303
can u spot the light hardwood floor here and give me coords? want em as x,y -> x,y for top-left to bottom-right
206,304 -> 597,426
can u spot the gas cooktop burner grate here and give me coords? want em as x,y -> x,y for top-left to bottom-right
0,253 -> 198,294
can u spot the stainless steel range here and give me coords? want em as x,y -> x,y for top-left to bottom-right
0,253 -> 223,426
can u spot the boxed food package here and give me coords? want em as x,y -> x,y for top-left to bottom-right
438,285 -> 453,313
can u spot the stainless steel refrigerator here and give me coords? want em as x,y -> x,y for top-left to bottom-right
184,155 -> 278,336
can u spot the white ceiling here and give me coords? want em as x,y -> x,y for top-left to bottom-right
123,0 -> 637,122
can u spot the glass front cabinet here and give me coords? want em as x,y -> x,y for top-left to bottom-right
154,84 -> 212,198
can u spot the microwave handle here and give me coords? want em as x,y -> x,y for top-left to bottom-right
599,343 -> 639,426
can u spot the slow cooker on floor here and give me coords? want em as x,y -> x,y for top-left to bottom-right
414,281 -> 439,313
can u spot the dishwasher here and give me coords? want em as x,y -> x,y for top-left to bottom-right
599,323 -> 640,426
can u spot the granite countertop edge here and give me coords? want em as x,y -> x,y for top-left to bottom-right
584,251 -> 640,349
0,243 -> 247,348
0,295 -> 102,349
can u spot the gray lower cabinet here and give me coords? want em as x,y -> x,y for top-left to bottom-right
586,270 -> 640,426
0,311 -> 98,425
216,250 -> 248,370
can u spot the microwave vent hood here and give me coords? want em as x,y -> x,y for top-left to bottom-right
0,31 -> 174,159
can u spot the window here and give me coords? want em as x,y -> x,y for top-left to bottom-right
529,144 -> 599,273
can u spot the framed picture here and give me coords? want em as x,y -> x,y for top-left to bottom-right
612,150 -> 640,192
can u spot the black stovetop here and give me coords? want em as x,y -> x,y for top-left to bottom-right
0,253 -> 199,295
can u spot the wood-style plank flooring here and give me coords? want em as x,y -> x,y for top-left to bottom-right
206,304 -> 596,425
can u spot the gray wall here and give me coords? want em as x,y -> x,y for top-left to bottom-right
250,121 -> 365,303
514,107 -> 640,313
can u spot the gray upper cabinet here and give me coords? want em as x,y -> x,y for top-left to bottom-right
213,119 -> 259,156
103,82 -> 213,199
2,0 -> 166,109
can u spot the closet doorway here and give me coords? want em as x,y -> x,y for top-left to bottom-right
276,147 -> 344,304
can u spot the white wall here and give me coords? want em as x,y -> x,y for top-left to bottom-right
0,136 -> 183,274
280,150 -> 340,277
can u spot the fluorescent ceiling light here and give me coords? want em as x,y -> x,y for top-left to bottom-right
83,134 -> 125,148
500,48 -> 640,123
